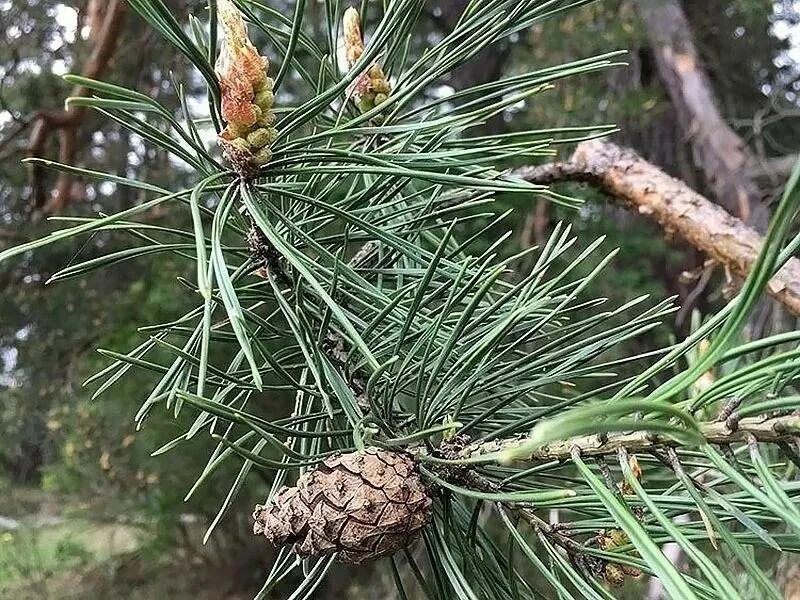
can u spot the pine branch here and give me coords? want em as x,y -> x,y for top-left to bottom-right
461,414 -> 800,463
246,219 -> 371,409
515,140 -> 800,316
17,1 -> 800,593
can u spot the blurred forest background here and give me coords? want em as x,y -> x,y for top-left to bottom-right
2,0 -> 800,598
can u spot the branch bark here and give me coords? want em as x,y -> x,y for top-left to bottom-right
461,415 -> 800,464
28,0 -> 127,215
636,0 -> 769,231
514,140 -> 800,317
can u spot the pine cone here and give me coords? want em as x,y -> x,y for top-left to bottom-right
252,447 -> 432,564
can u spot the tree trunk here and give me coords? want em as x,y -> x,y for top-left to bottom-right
636,0 -> 769,232
28,0 -> 127,215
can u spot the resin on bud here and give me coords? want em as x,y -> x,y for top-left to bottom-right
216,0 -> 277,176
342,6 -> 392,116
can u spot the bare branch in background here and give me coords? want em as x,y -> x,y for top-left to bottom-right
27,0 -> 127,216
747,153 -> 800,184
515,140 -> 800,316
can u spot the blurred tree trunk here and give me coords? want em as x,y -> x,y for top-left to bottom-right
431,0 -> 511,134
636,0 -> 770,232
780,556 -> 800,599
432,1 -> 511,91
28,0 -> 127,216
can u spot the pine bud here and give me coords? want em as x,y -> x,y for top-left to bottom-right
255,89 -> 275,110
343,7 -> 364,68
257,111 -> 277,127
603,563 -> 625,587
371,78 -> 391,95
253,147 -> 273,167
216,0 -> 278,176
229,137 -> 252,153
215,0 -> 266,130
342,6 -> 392,116
253,448 -> 432,564
358,97 -> 375,113
255,76 -> 275,92
247,128 -> 273,149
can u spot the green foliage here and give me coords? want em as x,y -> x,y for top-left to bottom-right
0,522 -> 106,587
3,1 -> 800,599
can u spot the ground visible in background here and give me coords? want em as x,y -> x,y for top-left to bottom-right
0,483 -> 258,599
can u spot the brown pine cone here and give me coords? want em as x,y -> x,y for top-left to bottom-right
252,447 -> 432,564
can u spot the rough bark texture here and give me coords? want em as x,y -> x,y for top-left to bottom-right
462,415 -> 800,464
28,0 -> 127,215
636,0 -> 769,231
515,140 -> 800,317
252,448 -> 431,564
